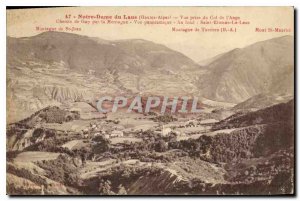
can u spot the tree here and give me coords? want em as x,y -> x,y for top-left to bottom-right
92,136 -> 111,154
117,184 -> 127,195
155,140 -> 167,152
99,180 -> 114,195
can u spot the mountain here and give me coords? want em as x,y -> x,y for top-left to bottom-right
213,99 -> 294,131
6,32 -> 294,195
211,100 -> 294,158
6,32 -> 294,123
198,36 -> 294,103
7,32 -> 200,73
198,52 -> 226,66
233,93 -> 293,111
7,32 -> 203,123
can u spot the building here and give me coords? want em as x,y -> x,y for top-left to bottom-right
110,130 -> 124,138
103,134 -> 110,139
161,125 -> 172,137
94,132 -> 101,136
200,119 -> 219,126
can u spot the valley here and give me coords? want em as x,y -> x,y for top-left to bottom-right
6,32 -> 294,195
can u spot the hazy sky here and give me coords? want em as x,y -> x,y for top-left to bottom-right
7,7 -> 294,62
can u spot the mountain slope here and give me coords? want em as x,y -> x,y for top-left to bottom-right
7,32 -> 294,123
198,36 -> 294,103
213,99 -> 294,130
233,93 -> 293,111
7,32 -> 203,123
7,32 -> 200,73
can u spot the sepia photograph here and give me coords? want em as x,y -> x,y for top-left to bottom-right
6,6 -> 295,195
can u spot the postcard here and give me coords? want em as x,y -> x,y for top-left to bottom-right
6,6 -> 294,195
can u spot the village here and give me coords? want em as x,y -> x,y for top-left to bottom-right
78,114 -> 219,143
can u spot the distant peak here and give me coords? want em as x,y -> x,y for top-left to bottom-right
114,38 -> 153,44
33,31 -> 84,38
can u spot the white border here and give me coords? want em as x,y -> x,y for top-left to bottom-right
0,0 -> 297,6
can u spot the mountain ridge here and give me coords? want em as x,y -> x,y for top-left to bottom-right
7,32 -> 294,123
197,35 -> 294,103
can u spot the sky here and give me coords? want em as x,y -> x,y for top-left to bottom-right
7,7 -> 294,62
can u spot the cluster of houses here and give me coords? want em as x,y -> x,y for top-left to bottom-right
176,119 -> 218,128
155,118 -> 219,137
81,122 -> 124,139
154,125 -> 186,137
79,118 -> 219,141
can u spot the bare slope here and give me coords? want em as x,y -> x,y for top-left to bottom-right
198,36 -> 294,103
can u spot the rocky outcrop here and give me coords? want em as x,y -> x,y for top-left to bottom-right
127,169 -> 185,195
